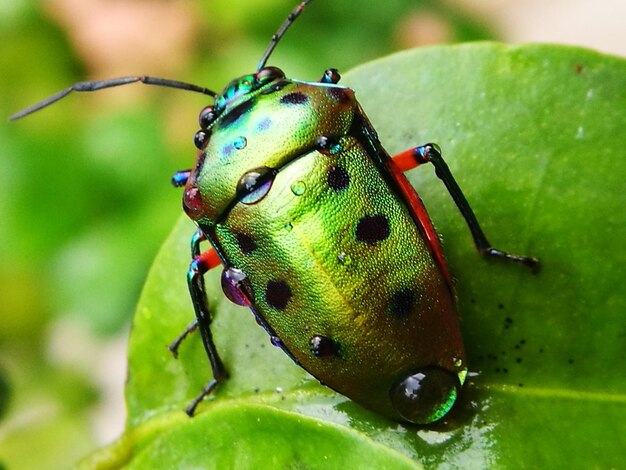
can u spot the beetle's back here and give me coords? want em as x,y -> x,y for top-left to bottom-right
192,79 -> 465,419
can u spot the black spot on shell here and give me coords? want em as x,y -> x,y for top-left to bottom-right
327,87 -> 351,103
220,99 -> 254,127
327,166 -> 349,191
388,289 -> 416,318
310,335 -> 339,358
356,214 -> 390,244
265,280 -> 292,310
280,92 -> 308,105
235,232 -> 257,255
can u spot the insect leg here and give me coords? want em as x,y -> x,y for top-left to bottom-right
168,229 -> 207,356
320,68 -> 341,84
171,169 -> 191,187
392,144 -> 540,272
168,320 -> 198,358
184,229 -> 228,416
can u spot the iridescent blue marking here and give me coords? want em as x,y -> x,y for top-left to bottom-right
257,117 -> 272,131
222,143 -> 235,157
171,170 -> 191,187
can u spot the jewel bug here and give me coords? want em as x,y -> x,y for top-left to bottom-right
11,0 -> 539,425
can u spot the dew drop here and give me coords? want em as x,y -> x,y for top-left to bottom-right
237,167 -> 275,205
241,180 -> 271,204
316,135 -> 342,155
337,252 -> 351,265
390,367 -> 460,424
221,266 -> 253,306
183,187 -> 203,219
310,335 -> 339,358
199,105 -> 217,128
284,222 -> 293,231
290,180 -> 306,196
194,129 -> 210,149
234,136 -> 247,150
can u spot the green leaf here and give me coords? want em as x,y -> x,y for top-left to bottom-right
80,404 -> 419,469
83,43 -> 626,468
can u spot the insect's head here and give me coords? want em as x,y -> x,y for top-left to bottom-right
218,67 -> 285,107
196,66 -> 286,131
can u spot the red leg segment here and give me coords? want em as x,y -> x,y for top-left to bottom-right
388,156 -> 453,290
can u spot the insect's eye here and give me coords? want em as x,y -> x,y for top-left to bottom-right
256,66 -> 285,84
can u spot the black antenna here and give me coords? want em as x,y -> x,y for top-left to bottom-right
257,0 -> 315,71
9,76 -> 216,121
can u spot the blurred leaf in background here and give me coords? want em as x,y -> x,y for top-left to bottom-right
0,0 -> 492,468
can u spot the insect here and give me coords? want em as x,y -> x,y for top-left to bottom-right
11,0 -> 539,425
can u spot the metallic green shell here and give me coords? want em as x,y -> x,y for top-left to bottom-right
186,78 -> 466,421
193,80 -> 354,223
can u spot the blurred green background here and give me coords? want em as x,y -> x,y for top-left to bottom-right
0,0 -> 621,468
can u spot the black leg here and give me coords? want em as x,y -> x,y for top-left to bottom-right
168,320 -> 198,358
410,144 -> 540,272
190,229 -> 205,258
168,229 -> 206,357
184,229 -> 228,416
